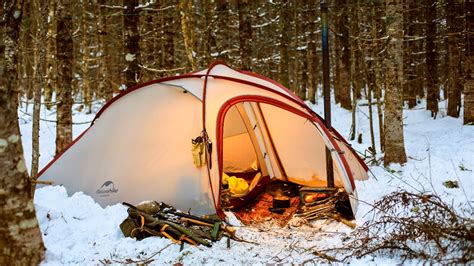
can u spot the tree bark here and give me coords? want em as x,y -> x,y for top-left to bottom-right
214,0 -> 230,61
0,0 -> 45,263
55,0 -> 74,156
163,1 -> 175,74
44,0 -> 57,111
278,0 -> 290,88
384,0 -> 407,166
335,0 -> 351,110
200,0 -> 213,67
374,2 -> 385,152
97,0 -> 113,100
333,17 -> 341,105
179,0 -> 198,71
81,0 -> 92,113
123,0 -> 141,87
425,0 -> 439,118
237,0 -> 252,70
31,0 -> 48,180
464,1 -> 474,124
403,1 -> 418,108
446,0 -> 462,117
306,1 -> 318,103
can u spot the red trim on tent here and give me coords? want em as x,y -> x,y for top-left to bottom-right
300,109 -> 369,172
215,95 -> 356,214
202,61 -> 228,128
92,74 -> 313,123
201,61 -> 226,215
37,127 -> 91,177
93,74 -> 205,123
239,70 -> 306,106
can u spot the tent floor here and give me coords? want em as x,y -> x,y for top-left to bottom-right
233,192 -> 300,226
225,180 -> 302,227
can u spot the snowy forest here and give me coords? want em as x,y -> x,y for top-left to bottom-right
1,0 -> 473,264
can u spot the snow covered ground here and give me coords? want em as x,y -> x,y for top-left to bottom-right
19,96 -> 473,264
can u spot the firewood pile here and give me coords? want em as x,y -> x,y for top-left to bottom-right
296,189 -> 356,228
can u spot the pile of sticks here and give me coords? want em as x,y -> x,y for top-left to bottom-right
295,191 -> 356,228
296,194 -> 338,220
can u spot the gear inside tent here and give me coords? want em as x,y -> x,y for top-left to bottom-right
38,62 -> 369,221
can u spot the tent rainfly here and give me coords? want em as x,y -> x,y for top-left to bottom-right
38,62 -> 369,217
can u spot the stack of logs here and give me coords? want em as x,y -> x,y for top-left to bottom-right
296,190 -> 356,228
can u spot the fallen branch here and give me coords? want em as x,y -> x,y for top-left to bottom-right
111,243 -> 173,264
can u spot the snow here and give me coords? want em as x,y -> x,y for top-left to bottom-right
18,95 -> 474,264
125,53 -> 136,62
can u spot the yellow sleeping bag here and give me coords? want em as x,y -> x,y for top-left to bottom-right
222,173 -> 249,197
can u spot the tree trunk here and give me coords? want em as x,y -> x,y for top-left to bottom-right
374,2 -> 385,152
44,0 -> 57,110
81,0 -> 92,113
446,0 -> 462,117
97,0 -> 113,100
465,55 -> 474,124
365,3 -> 379,155
384,0 -> 407,166
200,0 -> 213,67
237,0 -> 252,71
214,0 -> 230,61
140,10 -> 156,81
55,0 -> 74,156
163,2 -> 175,73
464,1 -> 474,124
278,0 -> 290,88
31,0 -> 48,180
335,0 -> 351,110
297,2 -> 308,101
123,0 -> 141,87
350,3 -> 363,100
306,1 -> 318,103
333,19 -> 341,105
367,68 -> 377,155
403,1 -> 418,108
179,0 -> 198,71
0,1 -> 45,263
425,0 -> 439,118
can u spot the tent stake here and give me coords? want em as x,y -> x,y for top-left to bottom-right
321,0 -> 334,188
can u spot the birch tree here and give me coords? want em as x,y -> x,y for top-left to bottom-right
0,0 -> 45,263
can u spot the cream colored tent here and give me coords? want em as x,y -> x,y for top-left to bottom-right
38,62 -> 368,216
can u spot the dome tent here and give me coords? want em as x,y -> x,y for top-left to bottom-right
38,62 -> 368,217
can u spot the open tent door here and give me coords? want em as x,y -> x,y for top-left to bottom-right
257,102 -> 357,213
221,104 -> 272,209
219,101 -> 357,214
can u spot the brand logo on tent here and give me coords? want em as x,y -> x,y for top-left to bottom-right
96,181 -> 118,197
